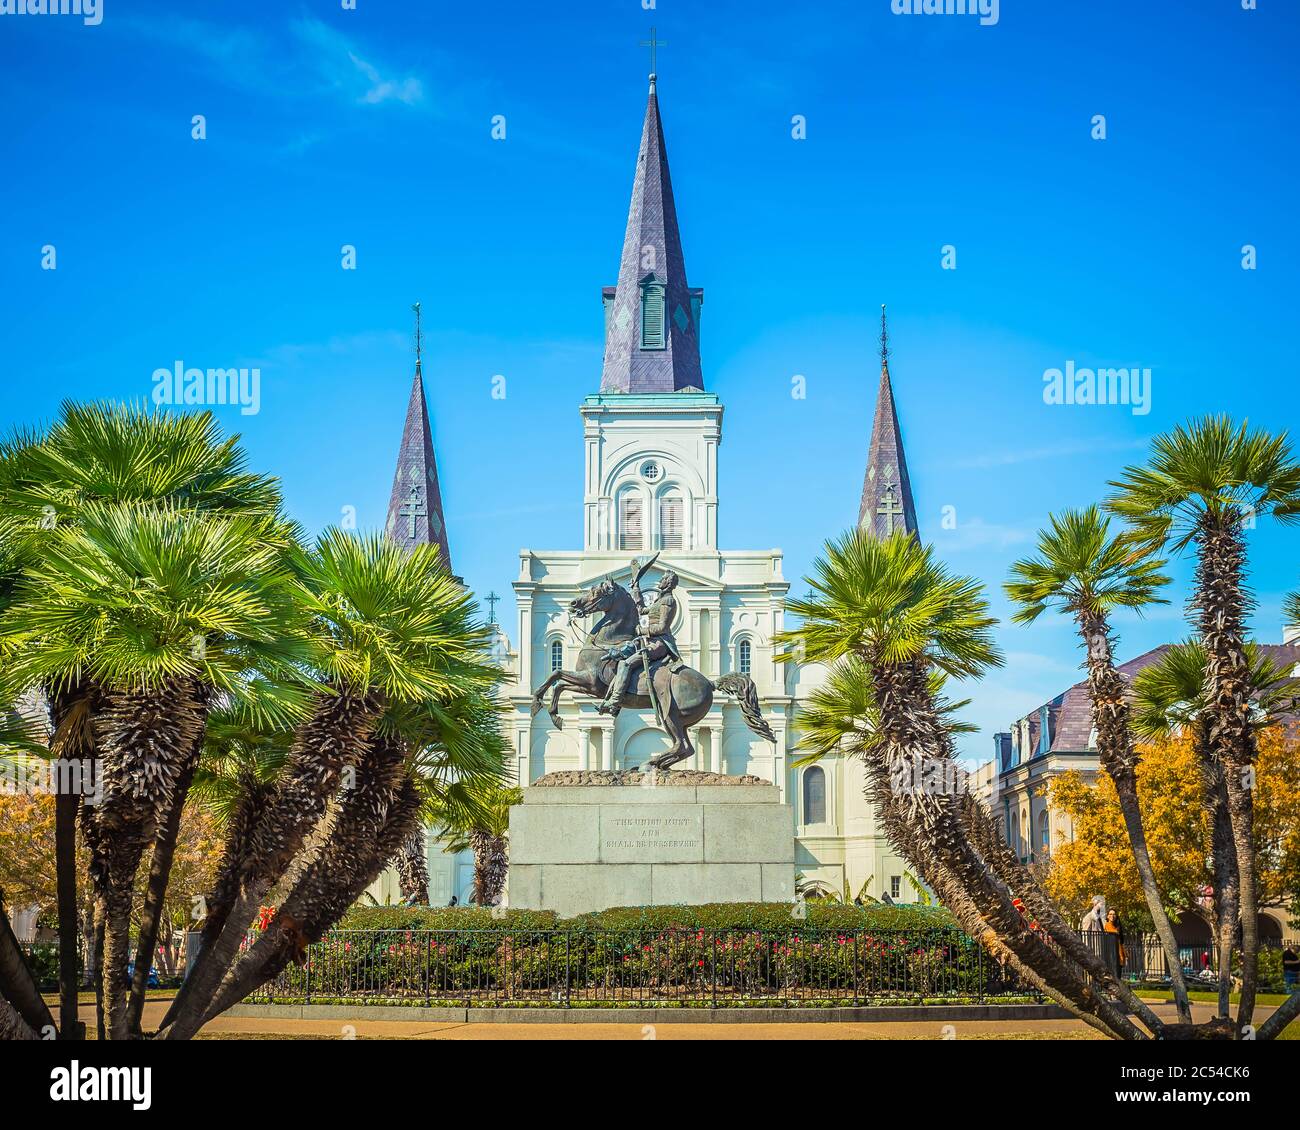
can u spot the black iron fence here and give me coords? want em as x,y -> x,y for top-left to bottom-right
251,927 -> 1034,1007
1077,931 -> 1299,990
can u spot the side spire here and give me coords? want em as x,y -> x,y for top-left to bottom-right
385,302 -> 453,571
600,69 -> 703,393
858,305 -> 919,538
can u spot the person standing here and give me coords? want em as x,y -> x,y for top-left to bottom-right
1103,908 -> 1126,981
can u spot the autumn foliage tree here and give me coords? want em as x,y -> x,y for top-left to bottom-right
1046,727 -> 1300,936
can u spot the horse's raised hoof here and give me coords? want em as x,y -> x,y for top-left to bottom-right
530,695 -> 544,717
549,711 -> 563,730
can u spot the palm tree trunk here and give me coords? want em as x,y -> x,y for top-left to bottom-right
1194,514 -> 1258,1031
1198,726 -> 1239,1020
126,724 -> 205,1035
162,690 -> 379,1036
48,680 -> 95,1040
54,789 -> 82,1037
192,753 -> 419,1030
470,831 -> 508,905
395,826 -> 429,904
98,834 -> 150,1040
0,895 -> 55,1037
1078,612 -> 1193,1025
867,656 -> 1153,1040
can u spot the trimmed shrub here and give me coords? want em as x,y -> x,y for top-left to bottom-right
338,906 -> 559,931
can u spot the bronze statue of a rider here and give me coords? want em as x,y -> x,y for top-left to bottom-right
597,564 -> 681,718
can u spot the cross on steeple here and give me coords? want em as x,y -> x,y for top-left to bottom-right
877,483 -> 905,535
879,303 -> 889,366
412,302 -> 423,371
640,26 -> 667,79
486,590 -> 500,624
399,483 -> 426,538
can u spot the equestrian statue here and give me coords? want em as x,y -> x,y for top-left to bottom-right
530,554 -> 776,770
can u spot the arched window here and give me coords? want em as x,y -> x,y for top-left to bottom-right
803,766 -> 826,825
1038,809 -> 1051,853
640,279 -> 666,349
619,490 -> 644,551
549,639 -> 563,673
658,493 -> 684,550
737,639 -> 752,676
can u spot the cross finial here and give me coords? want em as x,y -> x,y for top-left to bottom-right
412,302 -> 423,373
486,590 -> 500,624
879,304 -> 889,367
640,26 -> 667,83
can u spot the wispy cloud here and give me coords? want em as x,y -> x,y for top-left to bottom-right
940,436 -> 1148,471
291,17 -> 424,107
932,517 -> 1033,551
116,14 -> 427,111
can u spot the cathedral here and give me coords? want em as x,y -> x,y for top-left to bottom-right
375,74 -> 924,908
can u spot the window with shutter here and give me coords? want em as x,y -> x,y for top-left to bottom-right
658,495 -> 683,550
640,282 -> 666,349
619,493 -> 643,551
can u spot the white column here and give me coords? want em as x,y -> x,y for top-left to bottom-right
577,723 -> 591,771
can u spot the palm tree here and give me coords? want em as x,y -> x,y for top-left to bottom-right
159,530 -> 499,1039
1132,641 -> 1295,1019
779,528 -> 1163,1040
1108,416 -> 1300,1027
438,782 -> 524,906
0,502 -> 311,1038
1004,506 -> 1193,1022
0,401 -> 281,1037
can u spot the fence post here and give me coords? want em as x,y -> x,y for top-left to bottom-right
852,931 -> 859,1008
564,931 -> 571,1007
304,938 -> 311,1004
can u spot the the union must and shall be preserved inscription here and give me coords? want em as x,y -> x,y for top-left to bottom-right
507,773 -> 796,916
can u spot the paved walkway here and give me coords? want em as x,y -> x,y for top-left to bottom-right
140,998 -> 1281,1040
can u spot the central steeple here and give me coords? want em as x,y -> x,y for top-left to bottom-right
600,75 -> 703,393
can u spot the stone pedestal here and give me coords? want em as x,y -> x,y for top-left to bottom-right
507,772 -> 795,917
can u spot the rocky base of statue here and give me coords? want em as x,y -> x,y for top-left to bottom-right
508,776 -> 796,916
532,769 -> 768,788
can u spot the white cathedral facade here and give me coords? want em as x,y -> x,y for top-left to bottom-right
375,75 -> 921,909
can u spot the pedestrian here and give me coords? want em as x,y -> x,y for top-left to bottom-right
1282,944 -> 1300,994
1081,895 -> 1106,934
1103,908 -> 1126,980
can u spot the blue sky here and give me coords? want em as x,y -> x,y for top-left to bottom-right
2,1 -> 1297,761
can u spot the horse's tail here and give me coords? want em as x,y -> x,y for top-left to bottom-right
712,674 -> 776,742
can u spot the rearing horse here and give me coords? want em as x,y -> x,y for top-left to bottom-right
530,577 -> 776,770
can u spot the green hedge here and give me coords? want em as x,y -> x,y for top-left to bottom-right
338,901 -> 952,933
339,906 -> 559,931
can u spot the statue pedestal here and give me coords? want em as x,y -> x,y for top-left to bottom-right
507,772 -> 795,917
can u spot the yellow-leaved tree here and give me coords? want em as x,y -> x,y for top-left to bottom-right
1045,727 -> 1300,930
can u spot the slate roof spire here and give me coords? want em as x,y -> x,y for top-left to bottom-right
385,303 -> 453,571
600,74 -> 703,393
858,305 -> 919,538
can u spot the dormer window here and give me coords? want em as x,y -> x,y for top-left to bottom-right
640,278 -> 666,349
